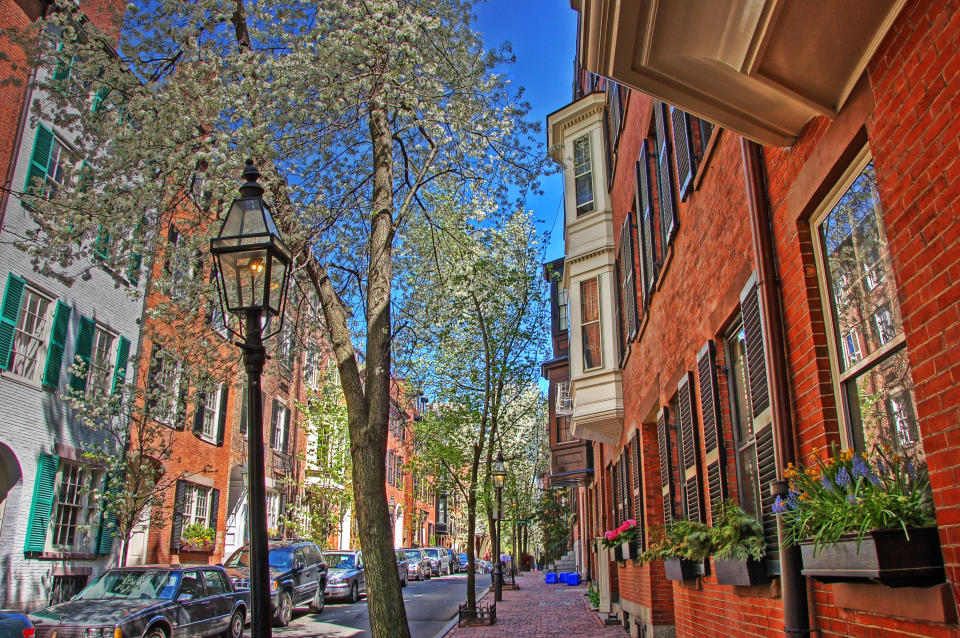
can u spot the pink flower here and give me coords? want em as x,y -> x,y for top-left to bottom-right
604,530 -> 616,541
624,519 -> 636,528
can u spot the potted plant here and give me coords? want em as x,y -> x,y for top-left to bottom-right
640,520 -> 710,581
710,500 -> 767,586
601,519 -> 638,563
180,523 -> 215,552
775,445 -> 943,587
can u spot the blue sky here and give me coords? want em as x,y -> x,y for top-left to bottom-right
473,0 -> 578,263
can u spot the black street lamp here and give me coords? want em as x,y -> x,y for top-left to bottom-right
211,160 -> 292,638
491,451 -> 506,602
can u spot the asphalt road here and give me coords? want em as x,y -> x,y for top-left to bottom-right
272,572 -> 489,638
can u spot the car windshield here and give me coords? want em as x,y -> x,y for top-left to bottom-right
403,551 -> 422,560
324,553 -> 356,569
74,570 -> 179,601
225,547 -> 294,571
423,549 -> 440,558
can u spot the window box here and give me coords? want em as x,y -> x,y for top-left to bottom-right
180,540 -> 214,553
713,558 -> 768,586
621,540 -> 640,561
664,557 -> 698,582
799,527 -> 944,587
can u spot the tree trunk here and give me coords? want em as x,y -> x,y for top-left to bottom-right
465,487 -> 477,611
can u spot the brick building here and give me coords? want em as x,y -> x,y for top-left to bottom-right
545,0 -> 960,636
0,0 -> 137,610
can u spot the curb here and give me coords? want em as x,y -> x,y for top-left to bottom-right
431,585 -> 490,638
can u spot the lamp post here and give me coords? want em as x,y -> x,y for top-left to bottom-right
492,451 -> 506,602
211,160 -> 292,638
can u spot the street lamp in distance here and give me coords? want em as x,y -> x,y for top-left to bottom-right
492,451 -> 506,602
211,159 -> 292,638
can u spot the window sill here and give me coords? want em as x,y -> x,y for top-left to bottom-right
199,434 -> 217,445
28,551 -> 99,561
693,127 -> 722,191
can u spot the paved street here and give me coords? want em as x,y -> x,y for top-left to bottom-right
446,574 -> 628,638
272,572 -> 487,638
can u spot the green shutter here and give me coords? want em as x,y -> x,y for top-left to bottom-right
97,473 -> 118,555
52,41 -> 74,84
24,126 -> 53,197
42,301 -> 71,389
0,273 -> 26,371
91,86 -> 108,113
111,336 -> 130,395
126,253 -> 142,286
24,453 -> 59,553
69,316 -> 95,393
93,226 -> 109,260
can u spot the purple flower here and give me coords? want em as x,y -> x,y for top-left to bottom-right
906,461 -> 916,479
835,466 -> 852,488
846,493 -> 858,504
877,458 -> 887,477
787,491 -> 800,510
853,456 -> 881,486
772,495 -> 786,514
821,475 -> 835,491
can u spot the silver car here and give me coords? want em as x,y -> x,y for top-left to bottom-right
421,547 -> 453,576
323,550 -> 366,603
401,548 -> 432,581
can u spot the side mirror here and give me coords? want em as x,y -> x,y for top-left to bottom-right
177,593 -> 194,602
295,562 -> 305,572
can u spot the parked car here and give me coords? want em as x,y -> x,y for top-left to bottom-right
0,611 -> 33,638
323,550 -> 366,603
457,553 -> 470,573
223,539 -> 328,626
29,566 -> 247,638
421,547 -> 453,576
392,550 -> 411,587
401,548 -> 432,581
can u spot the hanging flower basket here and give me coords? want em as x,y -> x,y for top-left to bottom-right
799,527 -> 944,587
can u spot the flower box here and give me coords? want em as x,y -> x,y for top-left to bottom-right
621,540 -> 640,561
664,557 -> 698,581
799,527 -> 945,587
713,558 -> 768,586
180,541 -> 214,553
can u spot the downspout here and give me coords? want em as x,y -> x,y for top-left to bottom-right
740,139 -> 810,637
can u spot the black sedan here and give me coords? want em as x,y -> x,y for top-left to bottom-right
29,566 -> 248,638
0,611 -> 33,638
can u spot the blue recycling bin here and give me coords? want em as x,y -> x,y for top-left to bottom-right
558,572 -> 569,583
566,573 -> 580,586
545,572 -> 558,584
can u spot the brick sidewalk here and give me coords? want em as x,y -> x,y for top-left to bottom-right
445,574 -> 629,638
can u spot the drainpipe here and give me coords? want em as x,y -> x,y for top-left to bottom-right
741,138 -> 810,637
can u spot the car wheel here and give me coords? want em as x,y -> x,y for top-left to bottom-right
145,626 -> 167,638
224,610 -> 244,638
310,585 -> 325,614
274,590 -> 293,627
349,582 -> 359,604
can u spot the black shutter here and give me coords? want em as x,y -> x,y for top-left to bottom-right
740,274 -> 779,573
146,345 -> 161,416
697,341 -> 726,522
631,432 -> 644,549
622,449 -> 632,524
657,407 -> 673,524
619,214 -> 638,342
217,385 -> 229,446
193,388 -> 206,436
610,463 -> 619,525
270,399 -> 279,449
635,142 -> 658,306
175,369 -> 188,430
209,488 -> 220,536
654,102 -> 678,249
170,480 -> 187,550
678,372 -> 703,523
670,106 -> 695,200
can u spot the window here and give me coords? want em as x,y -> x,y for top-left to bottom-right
556,415 -> 571,444
635,141 -> 659,307
271,400 -> 290,451
86,326 -> 115,396
8,286 -> 54,384
182,484 -> 212,528
557,285 -> 569,333
618,214 -> 639,347
580,277 -> 602,370
653,103 -> 678,251
814,157 -> 920,453
148,347 -> 183,425
202,570 -> 229,596
266,491 -> 280,531
50,462 -> 101,552
199,384 -> 222,442
572,135 -> 594,216
726,323 -> 762,519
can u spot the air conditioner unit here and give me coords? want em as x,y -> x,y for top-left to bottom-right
556,381 -> 573,416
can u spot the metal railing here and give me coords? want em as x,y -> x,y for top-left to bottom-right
542,533 -> 573,572
458,600 -> 496,626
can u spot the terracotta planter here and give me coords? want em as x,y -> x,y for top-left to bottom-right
713,558 -> 768,586
799,527 -> 944,587
664,557 -> 698,581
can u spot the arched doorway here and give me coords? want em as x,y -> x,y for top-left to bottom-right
394,505 -> 404,548
0,443 -> 22,537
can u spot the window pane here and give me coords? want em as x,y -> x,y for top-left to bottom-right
580,278 -> 601,369
819,162 -> 903,372
843,348 -> 921,454
573,135 -> 594,216
88,328 -> 115,396
729,327 -> 753,443
10,289 -> 51,382
737,443 -> 761,519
